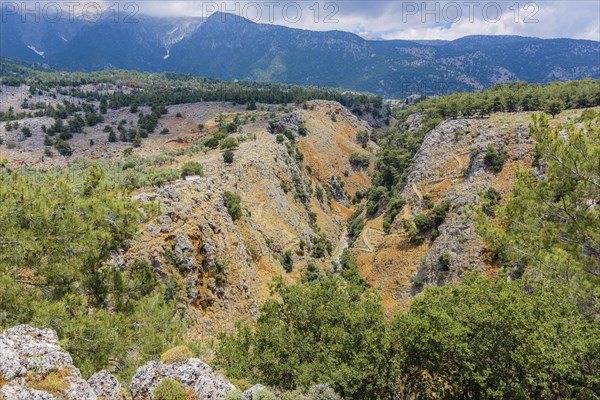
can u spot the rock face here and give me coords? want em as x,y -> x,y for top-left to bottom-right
0,325 -> 97,400
108,101 -> 370,341
88,371 -> 125,400
129,358 -> 235,400
0,384 -> 59,400
0,325 -> 239,400
356,110 -> 540,310
242,384 -> 267,400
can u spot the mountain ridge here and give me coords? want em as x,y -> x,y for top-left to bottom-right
1,11 -> 599,97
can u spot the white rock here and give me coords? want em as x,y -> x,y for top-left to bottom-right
130,358 -> 235,400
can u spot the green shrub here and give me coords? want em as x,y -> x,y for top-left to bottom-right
402,218 -> 425,245
253,389 -> 277,400
482,187 -> 501,206
181,161 -> 204,178
281,250 -> 294,273
54,139 -> 73,156
216,273 -> 227,285
411,274 -> 426,287
298,124 -> 308,136
310,239 -> 327,259
481,187 -> 501,216
413,213 -> 431,233
224,191 -> 242,221
544,98 -> 564,118
347,207 -> 365,244
383,197 -> 405,233
349,152 -> 370,168
356,130 -> 369,146
160,346 -> 193,364
437,252 -> 451,272
152,378 -> 186,400
301,259 -> 321,283
224,389 -> 243,400
204,136 -> 219,149
366,200 -> 378,216
483,145 -> 507,172
219,137 -> 239,150
283,129 -> 295,142
223,150 -> 234,164
21,126 -> 32,137
431,200 -> 451,227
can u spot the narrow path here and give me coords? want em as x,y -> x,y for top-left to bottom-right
332,225 -> 349,264
354,227 -> 386,253
453,154 -> 463,170
412,182 -> 423,200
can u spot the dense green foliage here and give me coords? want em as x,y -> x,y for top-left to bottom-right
404,80 -> 599,120
215,274 -> 391,400
281,250 -> 294,273
390,274 -> 600,399
216,270 -> 600,399
401,200 -> 451,244
0,166 -> 186,379
346,206 -> 366,244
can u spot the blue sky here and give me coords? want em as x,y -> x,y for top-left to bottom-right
117,0 -> 600,40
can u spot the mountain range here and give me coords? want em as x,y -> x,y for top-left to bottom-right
2,10 -> 599,97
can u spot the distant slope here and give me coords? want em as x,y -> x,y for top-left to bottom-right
1,11 -> 598,97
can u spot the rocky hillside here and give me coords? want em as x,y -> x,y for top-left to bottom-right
0,87 -> 374,339
0,324 -> 265,399
355,107 -> 593,312
2,11 -> 598,97
115,101 -> 373,338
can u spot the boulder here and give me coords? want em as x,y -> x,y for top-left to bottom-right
88,371 -> 125,400
0,325 -> 97,400
130,358 -> 235,400
242,384 -> 267,400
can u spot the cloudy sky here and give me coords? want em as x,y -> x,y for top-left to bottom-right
109,0 -> 600,41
